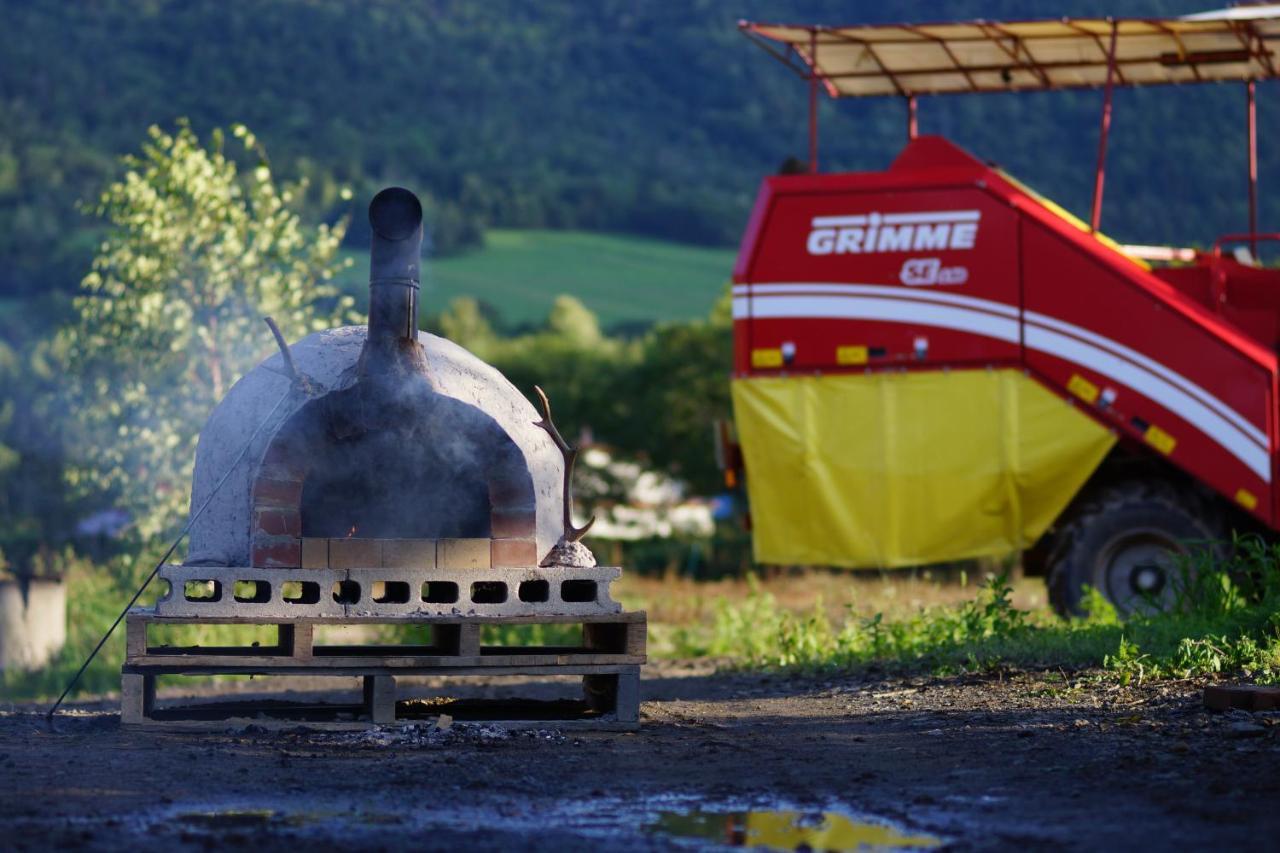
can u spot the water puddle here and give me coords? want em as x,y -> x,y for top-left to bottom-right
174,808 -> 335,831
176,809 -> 278,829
648,808 -> 942,851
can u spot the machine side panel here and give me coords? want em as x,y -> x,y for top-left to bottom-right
734,182 -> 1021,374
1020,220 -> 1275,525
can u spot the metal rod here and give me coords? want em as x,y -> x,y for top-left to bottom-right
1247,79 -> 1259,257
808,30 -> 819,173
1091,21 -> 1119,233
907,95 -> 919,140
45,380 -> 294,721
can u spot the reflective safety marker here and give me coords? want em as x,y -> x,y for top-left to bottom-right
1067,373 -> 1100,404
751,348 -> 784,368
836,345 -> 869,365
1236,488 -> 1259,510
1144,424 -> 1177,455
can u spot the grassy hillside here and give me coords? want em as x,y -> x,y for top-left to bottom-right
4,0 -> 1272,301
340,230 -> 736,329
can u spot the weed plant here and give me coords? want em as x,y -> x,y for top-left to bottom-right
670,535 -> 1280,684
7,535 -> 1280,704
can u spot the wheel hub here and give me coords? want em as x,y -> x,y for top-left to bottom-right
1101,533 -> 1183,614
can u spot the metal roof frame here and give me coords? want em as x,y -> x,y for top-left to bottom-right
739,7 -> 1279,246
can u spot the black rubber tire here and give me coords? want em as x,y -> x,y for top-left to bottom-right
1046,481 -> 1223,618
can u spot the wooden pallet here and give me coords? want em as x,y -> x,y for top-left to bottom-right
121,608 -> 645,731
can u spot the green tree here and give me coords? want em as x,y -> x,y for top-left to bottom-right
59,121 -> 353,540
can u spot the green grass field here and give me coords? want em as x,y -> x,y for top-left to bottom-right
340,229 -> 737,329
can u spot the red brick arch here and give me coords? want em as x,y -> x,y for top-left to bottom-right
248,396 -> 539,569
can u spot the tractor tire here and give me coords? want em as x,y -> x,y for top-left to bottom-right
1046,481 -> 1223,617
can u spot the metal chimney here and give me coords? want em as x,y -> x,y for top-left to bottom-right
367,187 -> 423,344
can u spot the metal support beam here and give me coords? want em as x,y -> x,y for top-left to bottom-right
907,95 -> 919,140
1247,79 -> 1259,256
1091,22 -> 1119,233
808,31 -> 819,172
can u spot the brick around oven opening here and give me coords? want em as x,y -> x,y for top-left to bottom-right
491,538 -> 538,568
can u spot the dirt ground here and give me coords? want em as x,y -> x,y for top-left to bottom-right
4,661 -> 1279,851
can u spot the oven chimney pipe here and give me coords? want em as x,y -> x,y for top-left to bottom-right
367,187 -> 424,344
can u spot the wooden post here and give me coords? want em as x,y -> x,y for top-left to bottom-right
363,675 -> 396,725
120,673 -> 155,725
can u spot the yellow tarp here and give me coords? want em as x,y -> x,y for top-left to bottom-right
731,369 -> 1116,568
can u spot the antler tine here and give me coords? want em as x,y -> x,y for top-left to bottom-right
533,385 -> 572,455
532,384 -> 596,542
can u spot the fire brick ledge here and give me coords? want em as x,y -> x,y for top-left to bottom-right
154,564 -> 623,619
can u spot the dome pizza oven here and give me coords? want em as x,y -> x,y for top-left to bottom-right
155,188 -> 618,618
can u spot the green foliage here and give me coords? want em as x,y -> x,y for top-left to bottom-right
2,0 -> 1271,300
1,548 -> 292,701
348,229 -> 735,331
57,121 -> 352,540
671,543 -> 1280,684
433,286 -> 734,495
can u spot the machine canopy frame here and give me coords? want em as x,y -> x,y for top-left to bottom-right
739,5 -> 1279,240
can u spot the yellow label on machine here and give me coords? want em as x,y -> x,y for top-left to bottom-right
1144,424 -> 1176,455
751,348 -> 783,368
1236,489 -> 1258,511
836,345 -> 869,365
731,369 -> 1116,568
1067,373 -> 1100,404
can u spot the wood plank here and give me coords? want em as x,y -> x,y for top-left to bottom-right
120,673 -> 155,725
123,713 -> 638,733
124,663 -> 639,678
364,675 -> 397,725
126,619 -> 148,658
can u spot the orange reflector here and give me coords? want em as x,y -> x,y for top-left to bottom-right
751,348 -> 783,368
1143,424 -> 1176,455
836,345 -> 869,366
1067,374 -> 1100,404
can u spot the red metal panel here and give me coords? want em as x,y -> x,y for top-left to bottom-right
733,134 -> 1280,527
1019,218 -> 1275,524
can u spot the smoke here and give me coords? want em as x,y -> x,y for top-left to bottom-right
292,367 -> 532,540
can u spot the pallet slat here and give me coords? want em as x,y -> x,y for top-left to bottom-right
120,608 -> 646,731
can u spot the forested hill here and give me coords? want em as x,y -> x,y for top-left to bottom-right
2,0 -> 1275,297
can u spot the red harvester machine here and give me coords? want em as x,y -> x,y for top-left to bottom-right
727,7 -> 1280,614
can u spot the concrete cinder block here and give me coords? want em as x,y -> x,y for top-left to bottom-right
154,564 -> 623,619
381,539 -> 437,569
438,539 -> 491,570
329,538 -> 381,569
301,538 -> 329,569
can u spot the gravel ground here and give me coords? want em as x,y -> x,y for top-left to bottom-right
3,661 -> 1279,850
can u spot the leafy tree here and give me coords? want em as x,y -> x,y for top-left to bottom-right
58,121 -> 353,540
437,296 -> 498,357
546,295 -> 603,348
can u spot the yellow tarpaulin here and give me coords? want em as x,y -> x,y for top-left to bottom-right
731,369 -> 1116,568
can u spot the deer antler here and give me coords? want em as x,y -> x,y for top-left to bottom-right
533,385 -> 595,542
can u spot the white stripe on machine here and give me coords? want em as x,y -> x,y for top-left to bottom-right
735,285 -> 1271,482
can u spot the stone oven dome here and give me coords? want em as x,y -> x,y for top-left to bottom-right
185,324 -> 563,568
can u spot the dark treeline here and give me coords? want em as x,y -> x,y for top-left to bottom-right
2,0 -> 1275,301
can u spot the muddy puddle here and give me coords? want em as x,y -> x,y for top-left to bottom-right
152,796 -> 943,851
649,807 -> 942,851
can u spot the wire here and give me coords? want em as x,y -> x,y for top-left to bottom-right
45,371 -> 298,722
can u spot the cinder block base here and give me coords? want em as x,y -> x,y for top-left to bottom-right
153,564 -> 623,618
